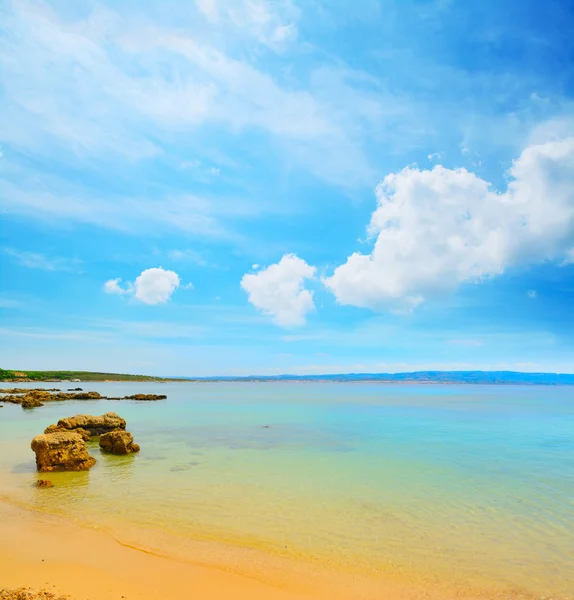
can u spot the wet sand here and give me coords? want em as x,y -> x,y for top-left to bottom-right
0,500 -> 533,600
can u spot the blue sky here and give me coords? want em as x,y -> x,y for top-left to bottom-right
1,0 -> 573,376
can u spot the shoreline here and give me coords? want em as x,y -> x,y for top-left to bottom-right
0,498 -> 546,600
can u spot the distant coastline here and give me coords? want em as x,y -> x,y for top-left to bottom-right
2,368 -> 574,385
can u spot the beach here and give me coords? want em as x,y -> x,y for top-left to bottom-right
1,382 -> 572,599
0,501 -> 537,600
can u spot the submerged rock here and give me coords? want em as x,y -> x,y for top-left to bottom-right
34,479 -> 53,488
99,430 -> 140,455
31,432 -> 96,472
119,394 -> 167,401
44,412 -> 126,437
21,397 -> 45,409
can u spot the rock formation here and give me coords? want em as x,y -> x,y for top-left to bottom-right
44,412 -> 126,437
99,430 -> 140,455
121,394 -> 166,401
0,390 -> 104,407
34,479 -> 53,488
30,432 -> 96,472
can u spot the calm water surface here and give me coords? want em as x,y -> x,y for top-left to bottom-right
1,382 -> 573,596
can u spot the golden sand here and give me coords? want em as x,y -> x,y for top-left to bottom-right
0,500 -> 538,600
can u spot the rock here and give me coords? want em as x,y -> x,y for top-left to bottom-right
99,430 -> 140,455
44,412 -> 126,437
64,391 -> 102,400
31,432 -> 96,472
21,397 -> 45,409
34,479 -> 53,488
67,387 -> 83,391
74,427 -> 91,441
0,587 -> 70,600
121,394 -> 167,401
2,395 -> 23,404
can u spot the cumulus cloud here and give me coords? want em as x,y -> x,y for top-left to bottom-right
103,278 -> 133,295
134,268 -> 180,304
324,136 -> 574,310
104,268 -> 181,304
241,254 -> 316,327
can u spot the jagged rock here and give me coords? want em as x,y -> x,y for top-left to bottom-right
44,412 -> 126,437
74,427 -> 91,441
49,391 -> 104,401
99,429 -> 140,455
31,432 -> 96,472
21,398 -> 44,409
1,395 -> 21,404
63,391 -> 102,400
34,479 -> 53,488
120,394 -> 166,401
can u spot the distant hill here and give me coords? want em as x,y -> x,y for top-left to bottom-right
0,368 -> 166,382
177,370 -> 574,385
3,368 -> 573,385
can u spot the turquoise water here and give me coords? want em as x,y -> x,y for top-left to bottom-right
1,382 -> 573,597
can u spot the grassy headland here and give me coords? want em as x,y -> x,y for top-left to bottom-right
0,369 -> 167,382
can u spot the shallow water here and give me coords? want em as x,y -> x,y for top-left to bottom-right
1,382 -> 573,597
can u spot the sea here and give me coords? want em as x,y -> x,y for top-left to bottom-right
0,382 -> 573,598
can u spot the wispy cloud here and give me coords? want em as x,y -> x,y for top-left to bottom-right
0,0 -> 378,188
168,249 -> 209,266
2,173 -> 236,239
3,248 -> 82,272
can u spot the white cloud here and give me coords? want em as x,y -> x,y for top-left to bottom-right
527,290 -> 537,299
2,174 -> 234,239
0,1 -> 375,187
104,268 -> 181,304
195,0 -> 299,50
180,159 -> 201,170
241,254 -> 316,327
324,136 -> 574,310
3,248 -> 81,271
134,267 -> 180,305
103,278 -> 133,295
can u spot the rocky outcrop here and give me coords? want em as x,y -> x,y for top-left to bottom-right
30,432 -> 96,472
121,394 -> 166,401
99,430 -> 140,455
0,389 -> 168,407
0,390 -> 103,407
44,412 -> 126,437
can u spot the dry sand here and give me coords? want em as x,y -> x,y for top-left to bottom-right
0,501 -> 526,600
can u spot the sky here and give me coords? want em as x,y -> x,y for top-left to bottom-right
1,0 -> 574,376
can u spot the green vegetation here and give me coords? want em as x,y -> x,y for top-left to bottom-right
0,368 -> 166,382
